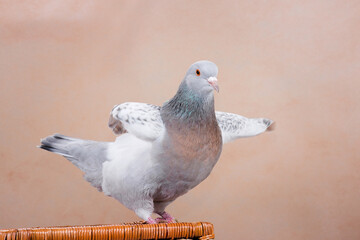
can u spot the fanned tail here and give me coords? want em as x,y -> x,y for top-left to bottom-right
39,133 -> 109,191
39,134 -> 77,158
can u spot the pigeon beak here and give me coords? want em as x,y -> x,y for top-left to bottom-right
207,77 -> 219,93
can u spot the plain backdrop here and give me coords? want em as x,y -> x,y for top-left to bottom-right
1,1 -> 360,239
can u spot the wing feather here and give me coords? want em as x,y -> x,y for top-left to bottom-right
216,111 -> 275,143
109,102 -> 274,144
109,102 -> 163,141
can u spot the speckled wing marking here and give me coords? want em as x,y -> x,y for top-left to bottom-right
109,103 -> 274,144
215,111 -> 274,144
109,102 -> 163,141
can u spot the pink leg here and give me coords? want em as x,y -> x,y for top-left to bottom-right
158,211 -> 176,223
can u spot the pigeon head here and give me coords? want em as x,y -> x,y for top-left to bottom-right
183,60 -> 219,95
162,60 -> 219,120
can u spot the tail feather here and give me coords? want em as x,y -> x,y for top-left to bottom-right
40,134 -> 77,158
39,133 -> 109,191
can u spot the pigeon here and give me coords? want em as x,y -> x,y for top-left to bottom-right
40,60 -> 274,224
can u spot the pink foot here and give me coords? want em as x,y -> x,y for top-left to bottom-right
155,217 -> 167,223
159,211 -> 176,223
147,217 -> 157,224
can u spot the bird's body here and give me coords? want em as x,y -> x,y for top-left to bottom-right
40,60 -> 274,223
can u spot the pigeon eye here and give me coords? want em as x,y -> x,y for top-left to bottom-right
196,69 -> 200,76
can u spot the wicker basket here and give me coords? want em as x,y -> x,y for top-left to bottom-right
0,222 -> 214,240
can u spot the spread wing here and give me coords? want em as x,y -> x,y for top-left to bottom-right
108,102 -> 163,141
215,111 -> 275,144
109,102 -> 274,144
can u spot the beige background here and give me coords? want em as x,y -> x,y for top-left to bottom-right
1,1 -> 360,239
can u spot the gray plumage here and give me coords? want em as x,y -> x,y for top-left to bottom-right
40,134 -> 108,191
39,60 -> 274,223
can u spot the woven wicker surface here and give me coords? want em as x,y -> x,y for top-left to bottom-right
0,222 -> 214,240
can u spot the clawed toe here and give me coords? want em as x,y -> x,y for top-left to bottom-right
146,217 -> 157,224
155,217 -> 167,223
155,217 -> 176,223
158,212 -> 176,223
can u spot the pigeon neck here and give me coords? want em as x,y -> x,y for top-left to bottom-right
162,82 -> 215,122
